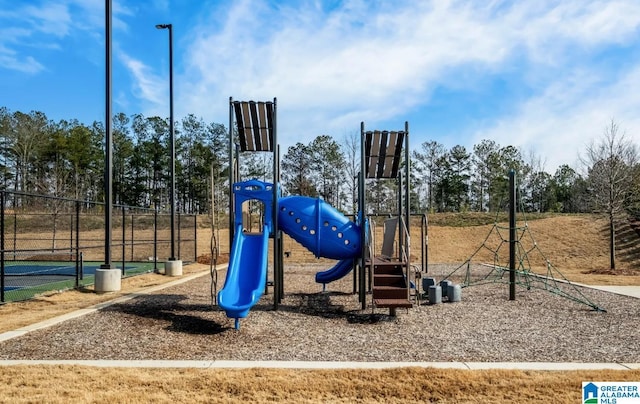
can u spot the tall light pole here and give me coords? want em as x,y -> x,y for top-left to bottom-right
95,0 -> 121,292
156,23 -> 182,276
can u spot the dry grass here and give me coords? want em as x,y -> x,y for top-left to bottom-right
1,214 -> 639,403
0,366 -> 639,404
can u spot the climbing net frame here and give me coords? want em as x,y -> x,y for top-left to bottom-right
441,211 -> 606,312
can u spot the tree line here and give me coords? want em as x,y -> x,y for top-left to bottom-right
1,107 -> 638,220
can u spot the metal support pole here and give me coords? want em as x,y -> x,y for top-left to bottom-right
228,97 -> 235,247
177,212 -> 181,259
359,122 -> 367,310
194,214 -> 197,263
168,26 -> 175,261
155,23 -> 175,261
153,207 -> 158,272
398,172 -> 403,257
509,169 -> 516,301
404,122 -> 411,300
1,191 -> 5,303
122,207 -> 126,275
273,102 -> 282,307
75,201 -> 81,282
130,213 -> 134,263
101,0 -> 113,270
404,121 -> 410,255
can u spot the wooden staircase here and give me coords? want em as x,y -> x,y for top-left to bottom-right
371,258 -> 412,315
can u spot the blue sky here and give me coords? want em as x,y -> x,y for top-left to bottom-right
2,0 -> 640,173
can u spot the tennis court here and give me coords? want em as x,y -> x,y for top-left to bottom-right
2,257 -> 157,302
1,189 -> 198,303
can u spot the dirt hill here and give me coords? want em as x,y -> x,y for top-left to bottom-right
196,213 -> 640,286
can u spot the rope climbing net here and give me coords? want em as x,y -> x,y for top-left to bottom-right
441,211 -> 605,312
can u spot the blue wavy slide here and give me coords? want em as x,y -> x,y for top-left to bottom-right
218,223 -> 270,329
315,258 -> 355,286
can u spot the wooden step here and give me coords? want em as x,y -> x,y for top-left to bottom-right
373,262 -> 404,275
373,273 -> 405,287
373,298 -> 412,309
372,285 -> 408,300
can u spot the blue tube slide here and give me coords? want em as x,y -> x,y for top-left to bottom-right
315,258 -> 355,285
278,196 -> 361,284
218,180 -> 364,328
218,223 -> 271,329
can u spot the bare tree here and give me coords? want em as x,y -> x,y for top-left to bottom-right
342,130 -> 360,215
580,119 -> 638,270
471,139 -> 498,212
413,140 -> 446,212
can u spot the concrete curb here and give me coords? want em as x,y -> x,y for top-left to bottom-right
0,360 -> 637,370
587,285 -> 640,299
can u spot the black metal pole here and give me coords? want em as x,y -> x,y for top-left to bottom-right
130,213 -> 134,263
228,97 -> 234,248
177,212 -> 181,259
101,0 -> 113,270
168,25 -> 176,261
153,207 -> 158,272
75,201 -> 81,284
156,23 -> 175,261
509,169 -> 516,301
193,214 -> 197,263
122,207 -> 126,275
1,191 -> 5,303
359,122 -> 366,309
404,121 -> 410,257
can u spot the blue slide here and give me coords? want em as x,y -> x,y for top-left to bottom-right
218,223 -> 270,329
315,258 -> 355,285
218,180 -> 363,329
278,196 -> 361,283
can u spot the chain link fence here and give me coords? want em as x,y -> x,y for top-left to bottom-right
1,190 -> 197,303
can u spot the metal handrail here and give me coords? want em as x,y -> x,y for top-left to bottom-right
421,213 -> 428,273
368,217 -> 376,296
398,215 -> 411,302
367,216 -> 376,262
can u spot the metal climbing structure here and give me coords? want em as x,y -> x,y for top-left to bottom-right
441,170 -> 605,312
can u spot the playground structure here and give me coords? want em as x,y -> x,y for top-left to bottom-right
217,98 -> 426,329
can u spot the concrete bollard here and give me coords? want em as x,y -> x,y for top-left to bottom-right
447,283 -> 462,302
440,280 -> 452,298
428,285 -> 442,305
95,267 -> 122,293
165,259 -> 183,277
422,277 -> 436,292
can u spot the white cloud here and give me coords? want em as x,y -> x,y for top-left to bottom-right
118,51 -> 167,117
471,64 -> 640,172
22,3 -> 72,37
0,52 -> 44,74
172,1 -> 640,168
0,0 -> 133,74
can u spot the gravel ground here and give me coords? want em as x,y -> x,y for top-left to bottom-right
0,263 -> 638,362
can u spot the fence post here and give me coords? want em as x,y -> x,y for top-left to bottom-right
69,210 -> 73,260
177,212 -> 181,259
122,207 -> 126,276
194,214 -> 197,262
1,191 -> 5,303
130,212 -> 134,263
509,169 -> 516,301
75,200 -> 81,286
153,207 -> 158,272
12,207 -> 16,260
